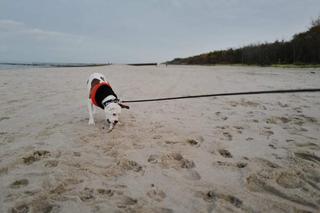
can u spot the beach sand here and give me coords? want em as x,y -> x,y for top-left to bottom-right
0,65 -> 320,212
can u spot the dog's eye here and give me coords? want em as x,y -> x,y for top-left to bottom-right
113,113 -> 116,116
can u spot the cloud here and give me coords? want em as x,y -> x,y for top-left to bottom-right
0,20 -> 94,62
0,19 -> 84,42
0,19 -> 167,63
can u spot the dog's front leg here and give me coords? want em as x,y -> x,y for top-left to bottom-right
88,99 -> 95,125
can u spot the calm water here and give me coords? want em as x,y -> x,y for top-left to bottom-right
0,64 -> 33,71
0,63 -> 107,71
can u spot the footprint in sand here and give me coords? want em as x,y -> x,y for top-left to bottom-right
7,99 -> 19,104
116,196 -> 138,208
44,160 -> 59,168
294,151 -> 320,165
11,201 -> 60,213
23,150 -> 51,165
148,154 -> 160,164
236,162 -> 248,168
229,99 -> 260,108
97,188 -> 115,197
260,130 -> 274,139
278,102 -> 289,108
34,199 -> 61,213
1,133 -> 15,144
151,208 -> 174,213
201,190 -> 243,208
147,185 -> 166,202
218,149 -> 233,158
153,135 -> 162,140
117,159 -> 143,172
246,174 -> 318,209
0,116 -> 10,122
50,184 -> 67,195
184,169 -> 201,180
0,131 -> 7,135
293,107 -> 303,113
149,153 -> 195,169
266,116 -> 290,124
79,187 -> 95,202
11,204 -> 30,213
215,112 -> 228,121
73,152 -> 81,157
233,126 -> 244,134
216,126 -> 243,141
187,139 -> 200,146
214,161 -> 247,169
186,137 -> 204,147
10,179 -> 29,189
300,115 -> 317,123
276,171 -> 304,189
0,167 -> 8,176
164,140 -> 180,145
36,123 -> 62,139
268,144 -> 277,149
165,153 -> 195,169
246,158 -> 320,210
294,142 -> 320,150
252,119 -> 259,123
246,137 -> 254,141
222,132 -> 233,141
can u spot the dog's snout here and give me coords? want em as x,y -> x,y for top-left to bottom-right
114,120 -> 118,124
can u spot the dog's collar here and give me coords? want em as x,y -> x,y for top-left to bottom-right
102,97 -> 119,108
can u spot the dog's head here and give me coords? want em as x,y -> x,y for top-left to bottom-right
104,102 -> 122,127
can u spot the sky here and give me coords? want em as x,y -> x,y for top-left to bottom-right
0,0 -> 319,63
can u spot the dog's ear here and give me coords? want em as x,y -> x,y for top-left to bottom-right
119,103 -> 130,109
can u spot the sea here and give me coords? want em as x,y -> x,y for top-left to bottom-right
0,63 -> 107,71
0,64 -> 33,71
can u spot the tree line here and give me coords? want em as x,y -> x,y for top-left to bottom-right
168,18 -> 320,66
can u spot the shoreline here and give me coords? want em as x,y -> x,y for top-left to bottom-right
0,62 -> 110,68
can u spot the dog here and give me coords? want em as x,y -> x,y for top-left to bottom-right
87,73 -> 129,131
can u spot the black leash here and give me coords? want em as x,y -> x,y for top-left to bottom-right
122,88 -> 320,103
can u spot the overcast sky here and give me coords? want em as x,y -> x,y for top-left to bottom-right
0,0 -> 319,63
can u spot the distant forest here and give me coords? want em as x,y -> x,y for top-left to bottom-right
168,17 -> 320,66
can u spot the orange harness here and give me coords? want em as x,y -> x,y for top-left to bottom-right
91,82 -> 113,107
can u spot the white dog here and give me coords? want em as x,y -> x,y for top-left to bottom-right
87,73 -> 129,131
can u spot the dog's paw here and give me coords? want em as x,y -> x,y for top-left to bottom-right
88,119 -> 95,125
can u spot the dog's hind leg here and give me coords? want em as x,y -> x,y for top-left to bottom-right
88,99 -> 95,125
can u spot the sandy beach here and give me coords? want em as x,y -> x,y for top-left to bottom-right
0,65 -> 320,212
